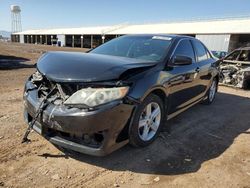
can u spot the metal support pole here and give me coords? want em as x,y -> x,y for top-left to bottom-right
91,35 -> 93,49
51,35 -> 53,45
102,35 -> 105,44
81,35 -> 83,48
72,35 -> 74,47
45,35 -> 47,45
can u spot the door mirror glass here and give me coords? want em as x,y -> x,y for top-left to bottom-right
173,55 -> 193,65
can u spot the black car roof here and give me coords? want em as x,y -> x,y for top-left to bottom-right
124,34 -> 195,40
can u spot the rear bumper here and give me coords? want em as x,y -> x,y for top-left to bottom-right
23,81 -> 135,156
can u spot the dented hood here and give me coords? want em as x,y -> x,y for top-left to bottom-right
37,51 -> 156,82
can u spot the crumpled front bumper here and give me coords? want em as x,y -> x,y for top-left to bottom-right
23,80 -> 135,156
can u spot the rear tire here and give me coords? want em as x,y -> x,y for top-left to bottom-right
129,94 -> 164,147
203,78 -> 217,105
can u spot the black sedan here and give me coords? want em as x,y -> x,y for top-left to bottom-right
23,35 -> 219,156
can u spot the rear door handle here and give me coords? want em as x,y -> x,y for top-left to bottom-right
195,67 -> 200,72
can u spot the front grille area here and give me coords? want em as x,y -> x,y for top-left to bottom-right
46,128 -> 104,148
26,109 -> 104,148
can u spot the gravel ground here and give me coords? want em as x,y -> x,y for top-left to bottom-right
0,41 -> 250,188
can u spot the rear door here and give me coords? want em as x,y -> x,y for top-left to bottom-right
191,39 -> 214,98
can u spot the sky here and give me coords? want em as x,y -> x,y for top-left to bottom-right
1,0 -> 250,31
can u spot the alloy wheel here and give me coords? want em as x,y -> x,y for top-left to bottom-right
138,102 -> 161,141
209,80 -> 216,102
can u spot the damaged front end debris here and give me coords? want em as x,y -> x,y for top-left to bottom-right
22,70 -> 137,155
22,84 -> 56,143
219,48 -> 250,89
219,63 -> 250,89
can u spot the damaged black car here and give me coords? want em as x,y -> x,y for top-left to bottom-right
219,47 -> 250,89
23,35 -> 219,156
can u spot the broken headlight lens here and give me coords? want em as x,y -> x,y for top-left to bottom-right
64,87 -> 129,107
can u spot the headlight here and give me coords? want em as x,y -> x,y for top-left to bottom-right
64,87 -> 129,107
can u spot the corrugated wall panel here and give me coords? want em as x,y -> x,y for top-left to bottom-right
196,34 -> 230,52
57,35 -> 65,46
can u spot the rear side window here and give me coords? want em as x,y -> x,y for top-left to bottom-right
225,50 -> 240,61
174,40 -> 195,62
192,40 -> 208,62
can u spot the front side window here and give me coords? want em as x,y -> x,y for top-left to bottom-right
90,35 -> 172,62
173,40 -> 195,62
192,40 -> 208,62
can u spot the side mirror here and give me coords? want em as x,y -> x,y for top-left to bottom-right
173,55 -> 192,65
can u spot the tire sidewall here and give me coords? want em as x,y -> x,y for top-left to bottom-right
208,79 -> 217,103
129,94 -> 165,147
204,78 -> 217,105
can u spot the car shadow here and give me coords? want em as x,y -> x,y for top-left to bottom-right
0,55 -> 34,70
49,92 -> 250,175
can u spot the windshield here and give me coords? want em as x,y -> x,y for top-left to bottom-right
90,35 -> 172,62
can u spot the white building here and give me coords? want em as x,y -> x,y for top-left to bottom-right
11,17 -> 250,52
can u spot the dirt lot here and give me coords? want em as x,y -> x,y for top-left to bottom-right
0,41 -> 250,188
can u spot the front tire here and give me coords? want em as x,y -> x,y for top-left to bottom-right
129,94 -> 164,147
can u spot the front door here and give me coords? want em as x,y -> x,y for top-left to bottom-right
167,39 -> 201,114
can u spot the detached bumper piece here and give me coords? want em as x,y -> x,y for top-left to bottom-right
23,80 -> 135,156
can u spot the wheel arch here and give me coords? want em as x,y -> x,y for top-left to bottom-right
151,89 -> 168,110
116,87 -> 168,143
140,86 -> 168,113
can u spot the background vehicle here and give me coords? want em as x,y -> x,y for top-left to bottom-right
211,51 -> 228,59
219,47 -> 250,89
23,35 -> 219,156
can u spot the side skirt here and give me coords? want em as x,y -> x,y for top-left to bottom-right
167,97 -> 204,120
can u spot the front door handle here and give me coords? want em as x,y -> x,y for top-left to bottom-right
195,67 -> 200,72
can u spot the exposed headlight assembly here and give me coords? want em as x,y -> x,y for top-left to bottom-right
64,87 -> 129,107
